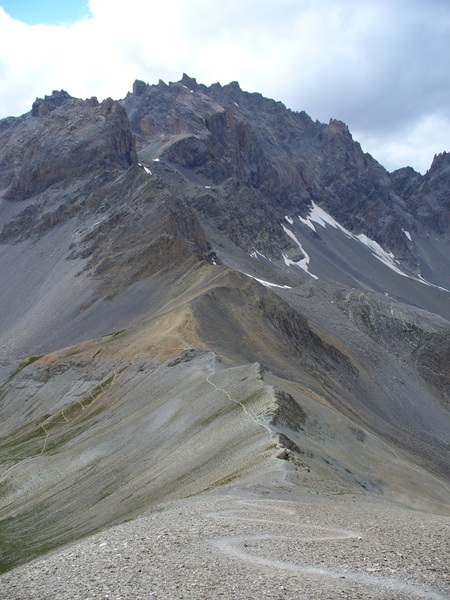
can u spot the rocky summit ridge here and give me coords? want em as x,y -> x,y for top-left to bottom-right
0,76 -> 449,577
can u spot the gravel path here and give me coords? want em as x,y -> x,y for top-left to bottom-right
1,481 -> 448,599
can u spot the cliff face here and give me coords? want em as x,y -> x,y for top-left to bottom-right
412,152 -> 450,234
121,76 -> 448,269
0,91 -> 136,202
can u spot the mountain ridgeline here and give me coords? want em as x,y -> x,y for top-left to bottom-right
0,75 -> 449,573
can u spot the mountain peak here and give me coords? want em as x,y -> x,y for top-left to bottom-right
31,89 -> 73,117
132,79 -> 147,96
180,73 -> 198,89
327,117 -> 351,135
428,150 -> 450,174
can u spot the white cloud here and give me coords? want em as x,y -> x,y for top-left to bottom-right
355,113 -> 450,174
0,0 -> 449,173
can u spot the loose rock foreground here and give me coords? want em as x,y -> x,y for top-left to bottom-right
1,480 -> 448,599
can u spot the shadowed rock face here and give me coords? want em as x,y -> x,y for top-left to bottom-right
0,92 -> 136,201
391,151 -> 450,235
121,77 -> 448,268
0,76 -> 449,574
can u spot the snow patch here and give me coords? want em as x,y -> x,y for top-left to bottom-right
299,201 -> 350,236
139,163 -> 152,175
250,249 -> 269,261
298,202 -> 450,291
300,202 -> 405,274
234,102 -> 239,107
285,216 -> 293,225
152,158 -> 160,162
416,275 -> 450,292
282,225 -> 318,280
244,273 -> 291,289
355,234 -> 405,275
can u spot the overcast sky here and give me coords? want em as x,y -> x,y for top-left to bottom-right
0,0 -> 449,174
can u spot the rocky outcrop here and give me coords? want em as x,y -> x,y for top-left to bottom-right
64,166 -> 217,297
390,154 -> 450,235
31,89 -> 74,117
120,77 -> 448,269
390,165 -> 422,199
0,92 -> 136,201
269,391 -> 307,432
412,152 -> 450,234
334,288 -> 448,355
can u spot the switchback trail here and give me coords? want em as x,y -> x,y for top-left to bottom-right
207,497 -> 448,600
